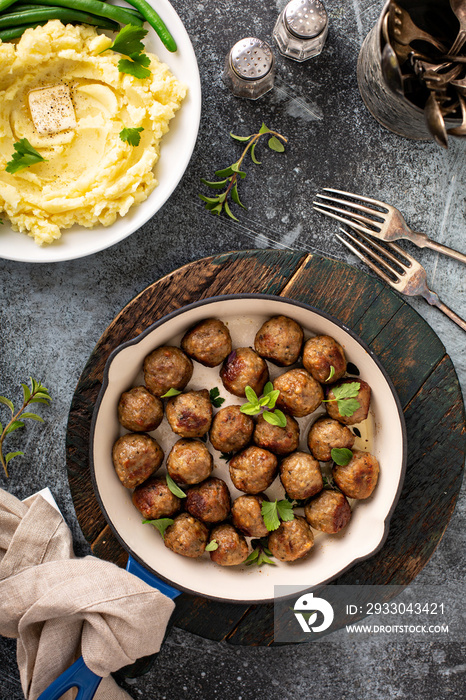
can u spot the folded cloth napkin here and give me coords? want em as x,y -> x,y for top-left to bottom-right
0,489 -> 176,700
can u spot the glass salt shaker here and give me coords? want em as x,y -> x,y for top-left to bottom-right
273,0 -> 328,62
222,37 -> 275,99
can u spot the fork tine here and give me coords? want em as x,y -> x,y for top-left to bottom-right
323,187 -> 390,212
315,193 -> 386,221
344,222 -> 411,269
313,205 -> 379,236
335,232 -> 398,288
313,200 -> 382,230
337,226 -> 404,280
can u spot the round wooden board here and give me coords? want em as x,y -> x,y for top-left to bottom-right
66,250 -> 465,646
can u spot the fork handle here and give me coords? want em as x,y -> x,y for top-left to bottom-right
411,231 -> 466,265
423,290 -> 466,331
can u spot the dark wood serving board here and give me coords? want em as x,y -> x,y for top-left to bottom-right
66,249 -> 465,646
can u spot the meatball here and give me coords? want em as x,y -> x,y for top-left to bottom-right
185,477 -> 231,523
209,405 -> 254,453
332,449 -> 379,499
279,452 -> 323,501
117,386 -> 164,432
274,368 -> 323,417
308,416 -> 355,462
166,389 -> 213,438
229,446 -> 278,494
181,318 -> 232,367
166,439 -> 213,485
268,517 -> 314,562
220,347 -> 269,398
164,513 -> 208,558
254,315 -> 303,366
143,346 -> 193,397
253,413 -> 300,456
132,476 -> 181,520
302,335 -> 347,384
304,490 -> 352,533
112,433 -> 163,489
326,378 -> 371,425
209,524 -> 249,566
231,494 -> 268,537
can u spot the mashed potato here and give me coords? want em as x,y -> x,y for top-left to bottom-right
0,21 -> 186,245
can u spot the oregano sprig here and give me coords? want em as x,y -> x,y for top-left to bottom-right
199,123 -> 287,220
0,378 -> 52,477
240,383 -> 286,427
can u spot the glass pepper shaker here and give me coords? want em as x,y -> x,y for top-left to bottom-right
222,37 -> 275,99
273,0 -> 328,62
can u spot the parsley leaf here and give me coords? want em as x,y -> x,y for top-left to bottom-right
142,517 -> 173,539
261,499 -> 295,531
161,388 -> 182,398
103,24 -> 148,56
331,447 -> 353,466
337,398 -> 361,417
332,382 -> 360,400
6,139 -> 47,174
276,499 -> 295,522
119,126 -> 144,147
245,537 -> 276,567
118,58 -> 151,80
205,540 -> 218,551
166,474 -> 186,498
209,387 -> 225,408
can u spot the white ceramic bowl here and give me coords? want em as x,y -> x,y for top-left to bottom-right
0,0 -> 201,263
90,295 -> 407,603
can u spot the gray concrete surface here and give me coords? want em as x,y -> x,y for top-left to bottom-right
0,0 -> 465,698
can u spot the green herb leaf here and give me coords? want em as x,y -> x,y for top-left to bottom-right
265,389 -> 280,409
142,517 -> 174,539
166,474 -> 187,498
245,548 -> 260,565
261,500 -> 281,531
331,447 -> 353,466
332,382 -> 360,400
21,384 -> 31,403
230,163 -> 247,178
263,409 -> 287,428
231,183 -> 246,208
205,540 -> 219,551
6,139 -> 47,174
263,382 -> 274,396
277,499 -> 295,522
259,123 -> 272,134
337,398 -> 361,417
102,24 -> 148,57
5,451 -> 23,465
230,132 -> 252,142
161,388 -> 182,398
268,135 -> 285,152
209,387 -> 225,408
240,402 -> 261,416
5,421 -> 24,435
0,396 -> 14,413
245,386 -> 259,406
118,58 -> 151,80
20,412 -> 44,422
224,200 -> 239,221
119,126 -> 144,147
201,178 -> 229,190
250,142 -> 261,165
214,165 -> 235,178
326,365 -> 335,382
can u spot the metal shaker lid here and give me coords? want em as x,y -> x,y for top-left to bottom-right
229,38 -> 274,81
284,0 -> 328,40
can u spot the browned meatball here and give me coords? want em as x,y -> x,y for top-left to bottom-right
302,335 -> 347,384
279,452 -> 323,500
326,378 -> 371,426
185,477 -> 231,523
209,405 -> 254,453
181,318 -> 232,367
254,316 -> 304,366
231,494 -> 268,537
132,476 -> 181,520
268,517 -> 314,562
274,368 -> 323,417
166,389 -> 213,438
229,446 -> 278,494
209,524 -> 249,566
308,416 -> 355,462
112,433 -> 163,489
164,513 -> 208,558
253,413 -> 300,456
117,386 -> 163,433
143,346 -> 193,397
220,347 -> 269,398
333,449 -> 379,499
304,490 -> 352,533
167,439 -> 213,485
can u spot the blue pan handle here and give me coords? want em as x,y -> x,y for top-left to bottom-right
37,555 -> 180,700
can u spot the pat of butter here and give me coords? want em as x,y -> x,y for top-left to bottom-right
28,84 -> 77,135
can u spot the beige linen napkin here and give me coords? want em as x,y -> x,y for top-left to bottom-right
0,489 -> 176,700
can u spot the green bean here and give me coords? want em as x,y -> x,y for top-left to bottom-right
0,7 -> 119,29
0,21 -> 43,39
0,0 -> 18,13
14,0 -> 143,26
123,0 -> 176,52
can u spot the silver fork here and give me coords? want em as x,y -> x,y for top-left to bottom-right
313,188 -> 466,265
336,225 -> 466,332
